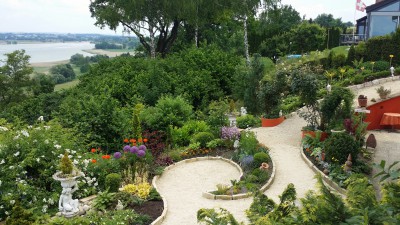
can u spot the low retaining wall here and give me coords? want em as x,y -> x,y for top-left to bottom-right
300,148 -> 347,196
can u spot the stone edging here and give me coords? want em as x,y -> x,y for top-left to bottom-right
202,158 -> 276,200
300,148 -> 347,196
347,75 -> 399,91
150,156 -> 241,224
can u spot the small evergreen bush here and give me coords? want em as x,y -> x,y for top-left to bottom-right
105,173 -> 122,193
59,152 -> 73,175
191,132 -> 214,148
236,114 -> 259,129
253,152 -> 271,166
325,132 -> 360,164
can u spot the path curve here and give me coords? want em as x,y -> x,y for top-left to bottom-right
155,76 -> 400,224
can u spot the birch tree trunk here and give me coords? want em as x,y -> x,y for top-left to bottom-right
149,23 -> 156,59
243,15 -> 251,66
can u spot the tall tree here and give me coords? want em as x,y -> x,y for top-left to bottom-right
90,0 -> 238,58
0,50 -> 33,104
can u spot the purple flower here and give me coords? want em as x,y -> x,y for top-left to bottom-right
221,126 -> 240,140
123,145 -> 131,152
130,146 -> 138,154
138,145 -> 147,151
113,152 -> 122,159
136,150 -> 146,158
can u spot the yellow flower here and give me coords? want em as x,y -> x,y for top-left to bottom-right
390,54 -> 394,58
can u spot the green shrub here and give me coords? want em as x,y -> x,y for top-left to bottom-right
239,131 -> 259,156
191,132 -> 214,148
236,114 -> 259,129
280,95 -> 302,114
325,132 -> 360,164
171,120 -> 210,147
92,190 -> 115,212
253,152 -> 271,167
332,54 -> 346,68
105,173 -> 122,193
206,138 -> 225,149
141,96 -> 193,132
5,203 -> 35,225
167,148 -> 183,162
353,74 -> 364,84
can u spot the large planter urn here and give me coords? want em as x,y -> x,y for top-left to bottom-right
261,116 -> 285,127
53,171 -> 84,218
358,95 -> 368,107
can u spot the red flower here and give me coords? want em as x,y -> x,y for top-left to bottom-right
123,138 -> 129,143
91,159 -> 97,163
102,155 -> 111,159
143,138 -> 148,143
91,148 -> 96,153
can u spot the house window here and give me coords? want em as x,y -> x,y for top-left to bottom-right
378,1 -> 400,11
369,15 -> 398,37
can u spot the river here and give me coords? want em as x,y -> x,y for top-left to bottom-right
0,42 -> 95,64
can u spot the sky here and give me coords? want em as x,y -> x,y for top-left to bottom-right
0,0 -> 377,35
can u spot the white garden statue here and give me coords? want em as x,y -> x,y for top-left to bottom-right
390,66 -> 395,77
58,181 -> 80,217
240,107 -> 247,116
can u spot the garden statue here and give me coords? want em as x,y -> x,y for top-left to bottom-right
390,66 -> 395,76
326,83 -> 332,93
279,110 -> 283,118
58,182 -> 80,217
240,107 -> 247,116
115,200 -> 124,210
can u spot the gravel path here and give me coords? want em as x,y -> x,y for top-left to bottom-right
155,76 -> 400,225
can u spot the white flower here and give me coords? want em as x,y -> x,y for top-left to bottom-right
65,149 -> 70,153
13,135 -> 20,140
73,159 -> 78,165
42,205 -> 48,213
72,150 -> 76,154
21,130 -> 29,137
34,127 -> 41,130
9,166 -> 14,169
77,155 -> 82,159
38,116 -> 44,121
14,151 -> 20,157
94,182 -> 98,187
10,200 -> 15,205
5,211 -> 9,215
27,125 -> 33,129
33,196 -> 37,202
43,198 -> 47,203
0,126 -> 8,131
0,205 -> 3,209
0,159 -> 4,164
33,139 -> 37,143
48,198 -> 54,205
44,126 -> 50,130
68,155 -> 72,159
23,192 -> 26,195
44,139 -> 49,144
0,180 -> 2,186
58,154 -> 63,158
54,144 -> 61,149
36,158 -> 40,163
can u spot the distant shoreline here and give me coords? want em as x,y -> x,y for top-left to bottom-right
30,60 -> 70,67
0,40 -> 91,45
83,49 -> 135,57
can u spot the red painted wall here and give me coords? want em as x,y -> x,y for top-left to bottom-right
365,96 -> 400,130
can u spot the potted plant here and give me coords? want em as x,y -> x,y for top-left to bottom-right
258,74 -> 286,127
53,152 -> 84,217
376,86 -> 391,99
357,95 -> 368,107
330,119 -> 346,133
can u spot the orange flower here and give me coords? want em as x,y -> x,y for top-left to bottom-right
138,138 -> 142,143
123,138 -> 129,143
130,139 -> 136,143
102,155 -> 111,159
91,148 -> 96,153
143,138 -> 148,143
91,159 -> 97,163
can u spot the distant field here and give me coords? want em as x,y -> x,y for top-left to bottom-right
54,79 -> 79,91
83,49 -> 135,57
105,49 -> 136,53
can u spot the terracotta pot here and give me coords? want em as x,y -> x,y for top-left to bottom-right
301,130 -> 328,141
358,97 -> 368,107
261,116 -> 285,127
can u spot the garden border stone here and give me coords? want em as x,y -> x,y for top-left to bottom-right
202,158 -> 276,200
300,148 -> 347,196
